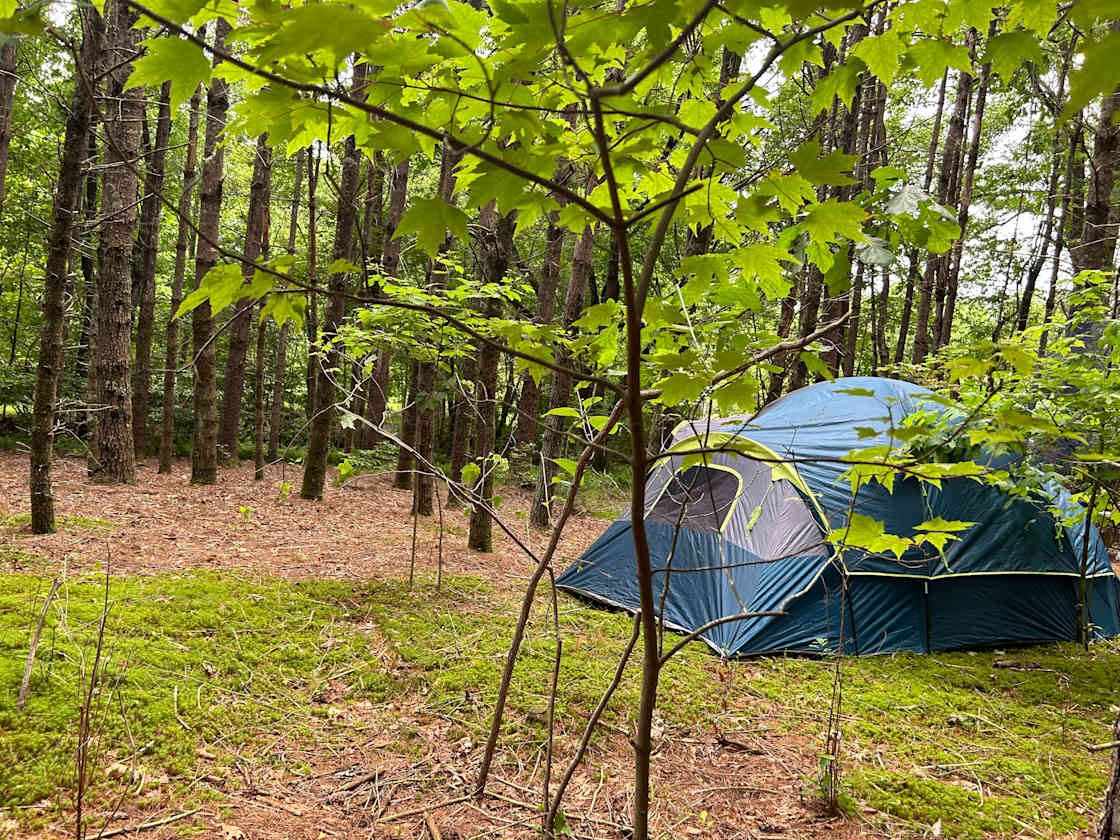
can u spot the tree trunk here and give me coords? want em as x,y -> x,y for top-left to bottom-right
0,42 -> 19,226
304,145 -> 320,422
191,19 -> 232,485
915,51 -> 973,364
253,181 -> 273,481
76,131 -> 99,441
446,355 -> 476,509
29,8 -> 101,533
90,0 -> 143,485
1040,119 -> 1082,356
300,66 -> 365,500
269,148 -> 303,461
943,28 -> 994,346
512,217 -> 565,446
393,360 -> 419,489
159,88 -> 201,473
1072,38 -> 1120,278
530,224 -> 594,528
219,135 -> 272,461
468,209 -> 515,551
414,145 -> 459,515
131,81 -> 171,458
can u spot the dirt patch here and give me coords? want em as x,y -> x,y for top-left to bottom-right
0,453 -> 603,587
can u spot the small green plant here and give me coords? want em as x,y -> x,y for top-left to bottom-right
238,505 -> 251,522
278,481 -> 292,503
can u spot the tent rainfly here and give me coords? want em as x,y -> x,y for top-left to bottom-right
556,377 -> 1120,656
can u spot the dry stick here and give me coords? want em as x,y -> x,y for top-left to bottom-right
17,576 -> 61,712
475,400 -> 625,796
380,795 -> 470,823
97,808 -> 201,839
546,612 -> 641,833
541,565 -> 563,834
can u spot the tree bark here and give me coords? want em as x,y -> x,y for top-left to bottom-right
253,178 -> 273,481
512,217 -> 565,446
75,131 -> 99,441
915,50 -> 973,364
896,69 -> 948,365
414,145 -> 460,515
300,65 -> 366,500
304,145 -> 320,422
159,88 -> 201,473
131,81 -> 171,458
219,135 -> 272,461
943,28 -> 993,347
191,18 -> 232,485
468,209 -> 515,551
29,7 -> 102,533
0,42 -> 19,226
269,148 -> 303,461
1072,36 -> 1120,278
90,0 -> 143,485
530,224 -> 593,528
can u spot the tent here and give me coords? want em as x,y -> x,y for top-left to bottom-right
556,377 -> 1120,655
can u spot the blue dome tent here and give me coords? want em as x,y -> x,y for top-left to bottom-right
556,377 -> 1120,655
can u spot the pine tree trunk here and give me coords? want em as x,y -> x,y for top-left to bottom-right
394,361 -> 419,489
512,217 -> 565,446
1072,37 -> 1120,278
304,146 -> 320,422
131,81 -> 171,458
943,27 -> 994,347
29,8 -> 101,533
0,42 -> 19,226
530,224 -> 593,528
76,131 -> 99,441
191,19 -> 232,485
253,179 -> 273,481
915,54 -> 973,364
300,66 -> 365,501
269,148 -> 303,461
468,209 -> 515,551
90,0 -> 143,485
1040,120 -> 1082,356
446,355 -> 476,509
414,145 -> 459,515
219,135 -> 272,461
159,88 -> 201,473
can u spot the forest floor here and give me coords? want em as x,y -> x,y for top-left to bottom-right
0,451 -> 1118,840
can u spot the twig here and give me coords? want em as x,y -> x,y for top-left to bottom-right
97,808 -> 201,838
1089,741 -> 1120,752
380,795 -> 470,823
425,814 -> 444,840
18,576 -> 61,712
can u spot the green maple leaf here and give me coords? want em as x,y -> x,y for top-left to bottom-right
983,31 -> 1044,82
393,197 -> 470,258
789,139 -> 857,187
907,38 -> 972,88
850,28 -> 907,84
653,372 -> 706,407
800,198 -> 867,248
128,37 -> 212,111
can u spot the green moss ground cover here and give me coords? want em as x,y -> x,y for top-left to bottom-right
1,568 -> 1117,838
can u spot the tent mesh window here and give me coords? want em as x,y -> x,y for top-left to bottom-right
647,465 -> 739,534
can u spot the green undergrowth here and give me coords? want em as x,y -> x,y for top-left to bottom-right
0,570 -> 381,821
0,512 -> 117,534
364,576 -> 1120,839
1,568 -> 1117,839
